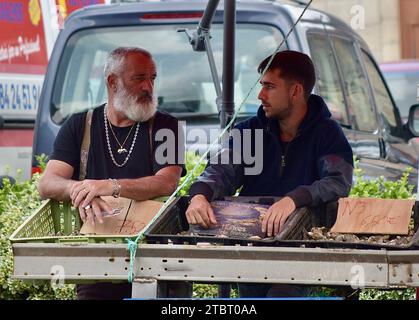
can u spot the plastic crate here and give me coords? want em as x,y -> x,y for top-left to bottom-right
144,196 -> 318,246
9,199 -> 133,244
144,196 -> 419,250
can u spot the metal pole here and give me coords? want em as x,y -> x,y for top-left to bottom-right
204,34 -> 223,101
198,0 -> 220,33
198,0 -> 222,112
221,0 -> 236,129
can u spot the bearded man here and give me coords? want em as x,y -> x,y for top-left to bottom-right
38,47 -> 186,299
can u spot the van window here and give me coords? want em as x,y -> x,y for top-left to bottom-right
381,66 -> 419,121
307,33 -> 349,126
332,37 -> 377,132
51,24 -> 284,124
361,51 -> 398,132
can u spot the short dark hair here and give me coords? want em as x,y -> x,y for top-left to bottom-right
258,50 -> 316,101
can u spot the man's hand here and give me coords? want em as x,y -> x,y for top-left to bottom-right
262,197 -> 296,237
78,197 -> 113,225
70,179 -> 115,208
185,194 -> 217,229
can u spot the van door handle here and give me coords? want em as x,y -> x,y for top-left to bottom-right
379,138 -> 387,158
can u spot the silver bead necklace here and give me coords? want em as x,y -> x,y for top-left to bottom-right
104,105 -> 140,167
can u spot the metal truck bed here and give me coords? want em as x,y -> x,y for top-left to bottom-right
12,242 -> 419,298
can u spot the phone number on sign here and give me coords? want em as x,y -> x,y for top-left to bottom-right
0,83 -> 41,111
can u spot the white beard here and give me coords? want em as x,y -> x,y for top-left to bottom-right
113,83 -> 157,122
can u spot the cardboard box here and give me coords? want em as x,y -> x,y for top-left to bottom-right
80,196 -> 163,236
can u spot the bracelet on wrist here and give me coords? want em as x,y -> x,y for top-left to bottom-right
109,178 -> 121,198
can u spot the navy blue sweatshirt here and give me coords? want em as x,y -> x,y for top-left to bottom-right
189,94 -> 353,208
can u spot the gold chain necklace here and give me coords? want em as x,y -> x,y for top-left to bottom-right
107,119 -> 135,154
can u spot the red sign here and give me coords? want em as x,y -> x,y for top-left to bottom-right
0,0 -> 48,75
56,0 -> 106,26
0,0 -> 106,75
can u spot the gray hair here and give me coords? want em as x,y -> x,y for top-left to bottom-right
104,47 -> 152,80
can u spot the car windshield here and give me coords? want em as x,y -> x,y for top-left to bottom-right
51,23 -> 284,125
381,69 -> 419,121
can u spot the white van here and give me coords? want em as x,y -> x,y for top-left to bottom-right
32,0 -> 419,188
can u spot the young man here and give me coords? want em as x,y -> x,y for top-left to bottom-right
185,50 -> 353,297
38,47 -> 186,299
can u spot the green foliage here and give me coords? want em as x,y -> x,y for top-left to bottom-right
309,286 -> 342,298
350,159 -> 415,199
193,284 -> 219,298
0,155 -> 76,300
193,284 -> 238,298
359,288 -> 415,300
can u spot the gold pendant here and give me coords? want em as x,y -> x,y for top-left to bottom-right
117,148 -> 127,154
